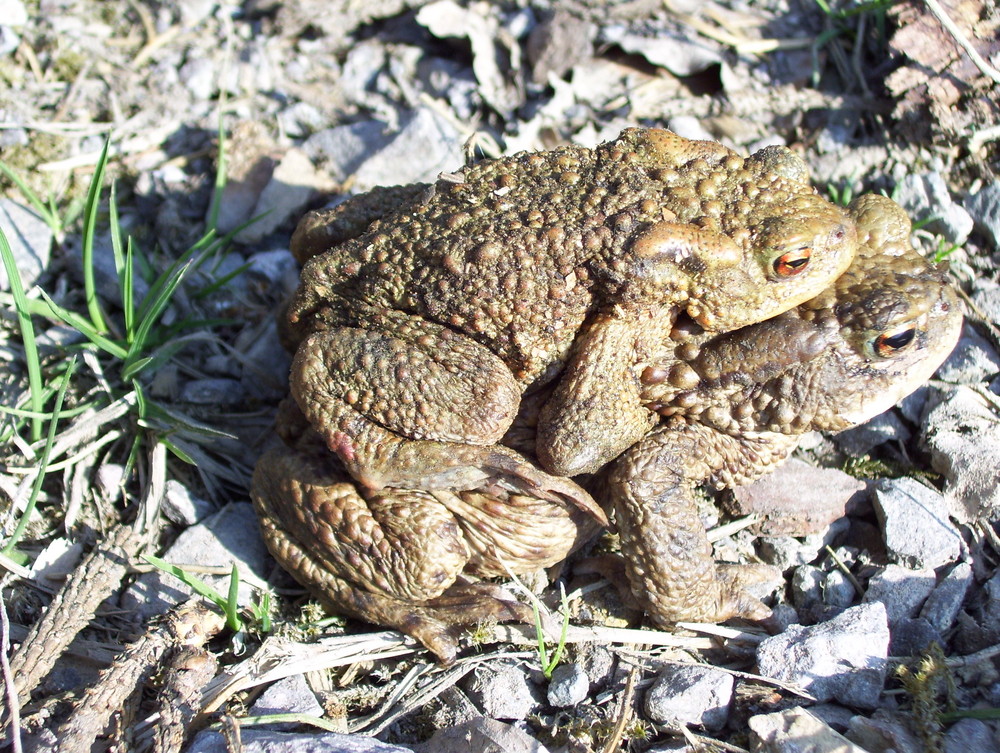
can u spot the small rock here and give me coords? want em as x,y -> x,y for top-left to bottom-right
920,561 -> 973,634
862,563 -> 937,626
250,675 -> 325,732
756,518 -> 850,570
186,729 -> 412,752
413,717 -> 552,753
644,664 -> 734,731
525,8 -> 594,85
463,662 -> 544,721
897,385 -> 932,424
238,148 -> 331,244
748,706 -> 869,753
971,277 -> 1000,328
180,378 -> 246,406
895,172 -> 974,244
163,479 -> 213,526
890,617 -> 943,656
756,603 -> 889,709
123,502 -> 269,620
179,56 -> 216,100
600,24 -> 721,77
834,411 -> 912,457
791,565 -> 825,609
350,108 -> 465,193
822,569 -> 858,609
729,458 -> 865,535
0,26 -> 19,56
302,120 -> 392,184
247,248 -> 299,299
808,703 -> 858,732
0,199 -> 53,291
846,710 -> 924,753
934,323 -> 1000,385
236,318 -> 291,400
923,385 -> 1000,521
964,180 -> 1000,249
943,718 -> 1000,753
546,663 -> 589,708
0,0 -> 28,26
872,477 -> 963,569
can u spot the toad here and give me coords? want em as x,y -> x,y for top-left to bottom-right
610,193 -> 962,626
251,194 -> 959,661
283,128 -> 856,499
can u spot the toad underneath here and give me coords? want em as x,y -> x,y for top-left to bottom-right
252,193 -> 960,661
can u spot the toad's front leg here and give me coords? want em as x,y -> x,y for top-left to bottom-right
604,420 -> 798,625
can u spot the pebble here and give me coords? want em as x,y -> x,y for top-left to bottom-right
871,477 -> 963,569
0,198 -> 53,291
303,120 -> 393,185
889,617 -> 943,656
236,317 -> 291,400
971,277 -> 1000,327
599,24 -> 721,77
644,664 -> 734,731
756,602 -> 889,709
862,565 -> 937,628
756,518 -> 850,570
163,479 -> 213,526
790,565 -> 825,610
920,561 -> 973,634
546,663 -> 589,708
235,148 -> 329,244
412,717 -> 553,753
943,718 -> 1000,753
846,710 -> 924,753
249,674 -> 326,732
934,323 -> 1000,385
894,172 -> 974,244
748,707 -> 869,753
964,180 -> 1000,249
186,730 -> 412,752
729,458 -> 865,535
180,377 -> 246,406
822,569 -> 858,609
0,24 -> 19,56
0,0 -> 27,26
923,385 -> 1000,522
833,411 -> 911,457
122,502 -> 269,620
462,661 -> 544,721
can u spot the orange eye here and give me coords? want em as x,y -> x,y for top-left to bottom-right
874,327 -> 916,357
773,247 -> 811,277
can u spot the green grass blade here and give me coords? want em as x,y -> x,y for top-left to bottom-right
206,110 -> 228,234
37,290 -> 129,359
2,356 -> 77,557
0,225 -> 44,441
227,564 -> 242,631
108,181 -> 136,337
123,260 -> 194,375
143,554 -> 243,632
81,138 -> 112,332
0,161 -> 61,234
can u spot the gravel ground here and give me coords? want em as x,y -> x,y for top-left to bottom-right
1,1 -> 999,752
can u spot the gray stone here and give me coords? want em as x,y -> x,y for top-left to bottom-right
179,56 -> 216,100
898,385 -> 932,424
0,26 -> 19,57
180,378 -> 246,406
644,664 -> 734,731
748,707 -> 869,753
250,675 -> 325,732
350,108 -> 465,194
303,120 -> 392,187
971,277 -> 1000,328
0,0 -> 27,26
756,602 -> 889,709
943,718 -> 1000,753
163,479 -> 213,526
834,411 -> 911,457
923,385 -> 1000,522
895,172 -> 974,244
413,717 -> 551,753
463,662 -> 544,720
546,663 -> 589,708
791,565 -> 824,609
247,248 -> 299,298
964,180 -> 1000,249
934,324 -> 1000,385
921,561 -> 973,633
235,148 -> 328,244
822,569 -> 858,609
600,24 -> 720,77
123,502 -> 269,620
186,729 -> 412,752
890,617 -> 943,657
872,477 -> 963,569
846,710 -> 923,753
237,317 -> 291,400
757,518 -> 851,570
862,563 -> 936,626
0,199 -> 53,291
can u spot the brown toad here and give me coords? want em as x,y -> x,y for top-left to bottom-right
251,194 -> 960,661
611,193 -> 962,626
281,128 -> 856,501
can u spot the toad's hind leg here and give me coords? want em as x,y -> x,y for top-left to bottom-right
605,421 -> 797,625
251,445 -> 531,663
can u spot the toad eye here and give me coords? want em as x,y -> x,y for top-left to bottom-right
773,247 -> 811,277
873,326 -> 917,357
